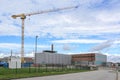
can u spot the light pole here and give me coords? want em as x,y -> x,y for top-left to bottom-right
35,35 -> 38,54
35,35 -> 38,71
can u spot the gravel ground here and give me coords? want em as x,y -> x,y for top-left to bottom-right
14,69 -> 119,80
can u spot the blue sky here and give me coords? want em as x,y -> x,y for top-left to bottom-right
0,0 -> 120,62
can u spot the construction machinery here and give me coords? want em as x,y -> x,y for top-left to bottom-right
11,5 -> 78,63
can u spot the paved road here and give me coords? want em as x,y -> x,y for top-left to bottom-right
14,69 -> 119,80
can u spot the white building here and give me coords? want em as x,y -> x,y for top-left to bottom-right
8,56 -> 21,69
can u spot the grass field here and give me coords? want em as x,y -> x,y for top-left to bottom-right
0,67 -> 90,80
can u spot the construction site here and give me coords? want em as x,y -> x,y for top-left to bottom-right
0,0 -> 120,80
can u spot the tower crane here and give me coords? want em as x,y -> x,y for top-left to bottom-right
11,5 -> 79,63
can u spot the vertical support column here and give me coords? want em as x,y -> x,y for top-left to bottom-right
21,15 -> 26,64
21,18 -> 24,63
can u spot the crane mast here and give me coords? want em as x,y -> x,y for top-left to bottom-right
11,5 -> 78,63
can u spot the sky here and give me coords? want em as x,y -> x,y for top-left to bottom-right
0,0 -> 120,62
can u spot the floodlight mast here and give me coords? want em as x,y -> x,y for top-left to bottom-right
11,5 -> 78,63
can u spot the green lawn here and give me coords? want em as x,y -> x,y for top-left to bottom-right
0,67 -> 90,80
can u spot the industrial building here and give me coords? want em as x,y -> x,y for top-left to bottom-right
0,52 -> 107,68
72,53 -> 107,66
35,51 -> 71,65
35,51 -> 107,66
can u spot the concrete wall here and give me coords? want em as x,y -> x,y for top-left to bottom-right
35,52 -> 71,65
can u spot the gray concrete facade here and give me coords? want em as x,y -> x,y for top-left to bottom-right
35,52 -> 71,65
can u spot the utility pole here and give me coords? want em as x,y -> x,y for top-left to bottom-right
35,35 -> 38,54
35,35 -> 38,69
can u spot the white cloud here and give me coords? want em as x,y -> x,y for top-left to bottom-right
115,40 -> 120,44
0,0 -> 120,40
24,22 -> 120,39
0,43 -> 49,50
105,53 -> 120,62
0,53 -> 9,58
0,43 -> 20,49
25,52 -> 34,57
52,39 -> 106,44
96,12 -> 120,23
0,52 -> 34,58
0,24 -> 21,36
22,10 -> 120,38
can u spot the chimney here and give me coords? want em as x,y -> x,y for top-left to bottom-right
51,44 -> 54,51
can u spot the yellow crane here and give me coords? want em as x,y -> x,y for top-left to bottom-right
11,5 -> 78,63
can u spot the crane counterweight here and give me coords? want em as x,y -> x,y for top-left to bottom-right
11,15 -> 17,19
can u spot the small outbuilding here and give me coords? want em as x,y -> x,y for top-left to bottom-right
8,56 -> 21,69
